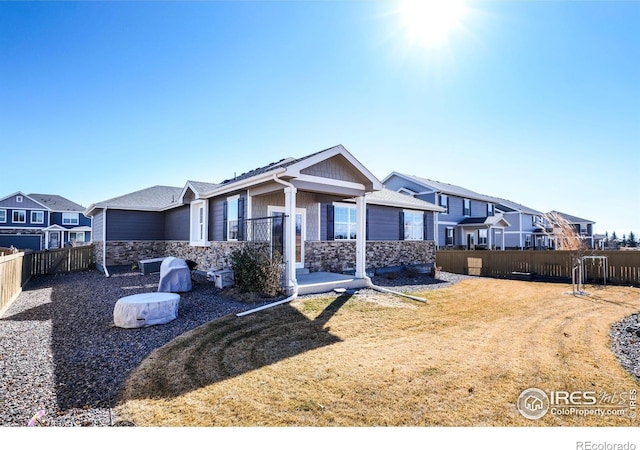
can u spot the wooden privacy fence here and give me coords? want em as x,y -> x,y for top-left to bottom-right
436,250 -> 640,286
29,245 -> 95,276
0,252 -> 32,315
0,246 -> 95,315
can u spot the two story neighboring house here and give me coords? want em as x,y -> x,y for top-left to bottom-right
484,196 -> 551,250
0,192 -> 92,251
383,173 -> 511,250
546,211 -> 596,249
383,173 -> 599,250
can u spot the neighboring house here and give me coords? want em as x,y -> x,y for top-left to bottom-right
0,192 -> 92,251
382,173 -> 511,250
484,196 -> 551,250
546,211 -> 596,249
85,145 -> 442,293
383,172 -> 597,250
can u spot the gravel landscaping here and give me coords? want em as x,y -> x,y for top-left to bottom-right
1,268 -> 635,427
0,268 -> 468,427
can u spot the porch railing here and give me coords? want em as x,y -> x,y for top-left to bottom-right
243,215 -> 286,259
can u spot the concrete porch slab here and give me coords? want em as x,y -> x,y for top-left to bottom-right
296,272 -> 369,296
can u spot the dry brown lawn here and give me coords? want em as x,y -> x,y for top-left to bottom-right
115,278 -> 640,426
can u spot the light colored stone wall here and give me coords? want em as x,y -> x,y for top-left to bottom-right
304,240 -> 436,273
96,239 -> 435,274
96,240 -> 245,271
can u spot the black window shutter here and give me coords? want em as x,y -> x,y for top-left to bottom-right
326,204 -> 334,241
365,208 -> 370,240
399,211 -> 405,240
237,196 -> 245,241
222,200 -> 228,241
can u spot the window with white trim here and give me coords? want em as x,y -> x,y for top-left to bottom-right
445,227 -> 454,246
69,231 -> 85,242
13,210 -> 26,223
31,211 -> 44,224
525,234 -> 532,247
62,213 -> 79,225
478,229 -> 488,246
334,204 -> 356,240
463,199 -> 471,216
0,209 -> 6,223
487,203 -> 494,217
404,210 -> 423,240
189,200 -> 208,246
16,195 -> 23,203
440,195 -> 449,214
226,195 -> 240,241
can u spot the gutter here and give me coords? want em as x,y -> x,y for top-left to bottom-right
102,207 -> 110,278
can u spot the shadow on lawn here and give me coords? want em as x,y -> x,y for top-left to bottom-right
1,271 -> 301,411
119,293 -> 350,401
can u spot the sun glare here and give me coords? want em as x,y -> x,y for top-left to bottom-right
398,0 -> 469,50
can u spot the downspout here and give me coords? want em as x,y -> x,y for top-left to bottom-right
102,207 -> 110,278
364,276 -> 427,303
236,174 -> 299,316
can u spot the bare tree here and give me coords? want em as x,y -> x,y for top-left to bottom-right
543,211 -> 589,294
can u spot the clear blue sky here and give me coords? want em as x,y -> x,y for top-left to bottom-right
1,0 -> 638,237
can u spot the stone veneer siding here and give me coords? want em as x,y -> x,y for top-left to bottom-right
305,240 -> 436,273
96,239 -> 435,274
95,240 -> 245,271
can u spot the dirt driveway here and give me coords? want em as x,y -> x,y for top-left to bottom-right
116,278 -> 640,426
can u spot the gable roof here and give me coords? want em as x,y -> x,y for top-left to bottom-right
85,185 -> 183,216
549,211 -> 595,224
458,214 -> 511,228
194,144 -> 382,199
218,145 -> 382,191
28,193 -> 86,212
179,180 -> 221,201
384,172 -> 544,215
384,172 -> 497,203
364,189 -> 444,212
486,196 -> 543,216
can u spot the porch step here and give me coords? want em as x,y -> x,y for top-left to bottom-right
296,268 -> 310,276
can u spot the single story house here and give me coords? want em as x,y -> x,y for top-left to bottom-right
85,145 -> 443,293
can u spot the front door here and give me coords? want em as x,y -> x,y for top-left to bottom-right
269,207 -> 305,269
50,232 -> 60,249
467,232 -> 475,250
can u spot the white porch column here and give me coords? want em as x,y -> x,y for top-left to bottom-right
355,195 -> 367,278
488,226 -> 492,250
44,231 -> 49,250
284,185 -> 298,294
501,228 -> 505,250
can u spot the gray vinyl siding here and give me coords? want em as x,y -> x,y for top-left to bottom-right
210,198 -> 225,242
384,176 -> 433,198
164,205 -> 190,240
470,200 -> 486,217
92,210 -> 104,240
209,193 -> 248,242
0,195 -> 42,209
367,205 -> 401,240
106,210 -> 165,240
